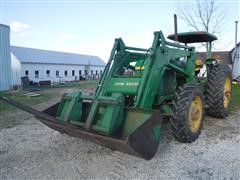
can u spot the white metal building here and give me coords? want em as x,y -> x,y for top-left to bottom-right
1,23 -> 105,91
231,42 -> 240,79
10,46 -> 105,85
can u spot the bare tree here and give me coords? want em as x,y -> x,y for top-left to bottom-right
177,0 -> 226,52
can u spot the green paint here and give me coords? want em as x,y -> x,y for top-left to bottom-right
56,92 -> 82,123
160,104 -> 173,116
107,78 -> 141,95
151,124 -> 162,142
92,93 -> 124,134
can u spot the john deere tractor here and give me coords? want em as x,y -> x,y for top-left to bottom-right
2,30 -> 232,160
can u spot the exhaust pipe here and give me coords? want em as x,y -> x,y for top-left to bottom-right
174,14 -> 178,41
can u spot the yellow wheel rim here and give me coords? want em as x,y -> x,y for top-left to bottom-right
188,96 -> 203,133
224,76 -> 231,108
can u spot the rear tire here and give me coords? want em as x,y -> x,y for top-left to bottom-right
206,64 -> 232,118
170,84 -> 204,143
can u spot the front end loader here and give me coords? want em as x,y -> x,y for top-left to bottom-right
2,30 -> 232,160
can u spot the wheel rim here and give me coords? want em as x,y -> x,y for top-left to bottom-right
224,76 -> 231,108
188,96 -> 203,133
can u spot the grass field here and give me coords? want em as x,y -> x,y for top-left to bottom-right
0,92 -> 54,113
25,80 -> 99,91
230,84 -> 240,112
0,81 -> 99,113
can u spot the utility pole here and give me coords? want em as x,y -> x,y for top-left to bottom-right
235,21 -> 238,47
233,21 -> 238,65
232,21 -> 239,78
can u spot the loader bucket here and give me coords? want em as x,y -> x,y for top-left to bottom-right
1,97 -> 163,160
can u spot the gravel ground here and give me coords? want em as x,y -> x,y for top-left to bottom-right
0,88 -> 239,179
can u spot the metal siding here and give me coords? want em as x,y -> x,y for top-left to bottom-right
21,63 -> 105,83
11,53 -> 21,85
0,24 -> 12,91
11,46 -> 106,66
232,44 -> 240,78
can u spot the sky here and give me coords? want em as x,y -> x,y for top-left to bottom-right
0,0 -> 239,62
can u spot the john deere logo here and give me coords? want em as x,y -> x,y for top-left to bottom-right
114,82 -> 125,86
114,82 -> 139,87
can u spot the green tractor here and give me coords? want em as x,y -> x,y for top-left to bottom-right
2,31 -> 232,160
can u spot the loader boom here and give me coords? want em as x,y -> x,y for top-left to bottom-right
96,31 -> 195,110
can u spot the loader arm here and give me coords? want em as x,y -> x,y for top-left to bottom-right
138,32 -> 195,108
95,31 -> 195,110
106,31 -> 195,109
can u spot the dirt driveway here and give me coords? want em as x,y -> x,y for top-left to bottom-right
0,87 -> 239,179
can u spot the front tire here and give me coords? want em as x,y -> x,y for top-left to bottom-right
170,84 -> 205,143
